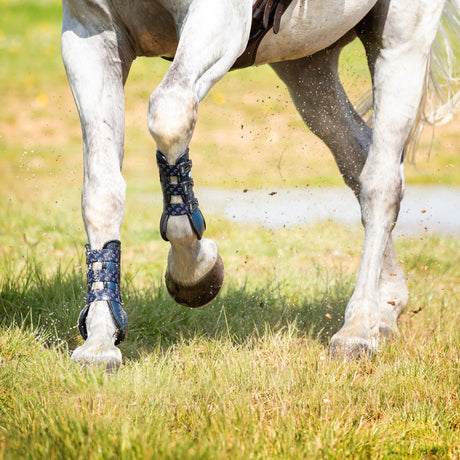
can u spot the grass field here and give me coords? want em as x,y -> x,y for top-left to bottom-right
1,1 -> 460,458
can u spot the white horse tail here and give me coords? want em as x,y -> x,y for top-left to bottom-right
356,0 -> 460,160
406,0 -> 460,159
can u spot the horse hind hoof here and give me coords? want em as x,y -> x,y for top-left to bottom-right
328,337 -> 375,360
165,254 -> 224,308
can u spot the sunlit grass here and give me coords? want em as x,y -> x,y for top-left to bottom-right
1,227 -> 459,458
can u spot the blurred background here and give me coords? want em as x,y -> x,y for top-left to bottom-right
1,0 -> 459,279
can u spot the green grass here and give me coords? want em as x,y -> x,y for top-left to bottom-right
1,229 -> 460,459
1,1 -> 460,458
1,215 -> 459,458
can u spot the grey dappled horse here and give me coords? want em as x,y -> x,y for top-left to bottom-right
62,0 -> 460,368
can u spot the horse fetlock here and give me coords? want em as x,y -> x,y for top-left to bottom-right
162,211 -> 205,244
166,238 -> 224,308
379,279 -> 409,318
162,215 -> 192,244
72,300 -> 123,369
72,241 -> 127,369
377,267 -> 408,341
378,297 -> 405,340
330,299 -> 381,359
168,237 -> 217,281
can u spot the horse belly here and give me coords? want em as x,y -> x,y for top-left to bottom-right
254,0 -> 377,64
112,0 -> 179,57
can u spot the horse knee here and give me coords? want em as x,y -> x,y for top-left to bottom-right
148,83 -> 198,157
83,171 -> 126,211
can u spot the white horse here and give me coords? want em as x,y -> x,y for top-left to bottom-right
62,0 -> 460,368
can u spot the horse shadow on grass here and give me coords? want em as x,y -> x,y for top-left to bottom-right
0,264 -> 353,359
120,269 -> 353,359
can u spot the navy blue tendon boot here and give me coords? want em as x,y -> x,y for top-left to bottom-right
78,240 -> 128,345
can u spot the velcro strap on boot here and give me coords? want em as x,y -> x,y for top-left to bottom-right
157,149 -> 206,241
78,240 -> 128,345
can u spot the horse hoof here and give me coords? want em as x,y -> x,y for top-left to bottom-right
328,337 -> 374,360
165,254 -> 224,308
71,345 -> 122,371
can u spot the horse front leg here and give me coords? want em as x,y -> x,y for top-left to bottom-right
62,3 -> 132,368
148,0 -> 252,307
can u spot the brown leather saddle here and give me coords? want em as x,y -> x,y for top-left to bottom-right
232,0 -> 294,69
162,0 -> 294,70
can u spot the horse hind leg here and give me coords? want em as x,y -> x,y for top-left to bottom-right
270,35 -> 409,355
330,1 -> 444,358
148,0 -> 251,308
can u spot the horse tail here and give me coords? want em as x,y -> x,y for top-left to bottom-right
356,0 -> 460,160
405,0 -> 460,159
